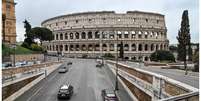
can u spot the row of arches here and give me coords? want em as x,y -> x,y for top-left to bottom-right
45,43 -> 168,52
54,30 -> 166,40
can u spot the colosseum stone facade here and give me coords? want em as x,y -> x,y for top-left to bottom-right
41,11 -> 169,61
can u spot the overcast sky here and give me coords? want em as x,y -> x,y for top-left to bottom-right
15,0 -> 199,44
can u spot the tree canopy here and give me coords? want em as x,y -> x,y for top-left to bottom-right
150,50 -> 175,62
30,27 -> 54,45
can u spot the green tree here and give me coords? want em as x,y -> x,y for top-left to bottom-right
22,19 -> 35,48
23,19 -> 32,38
119,41 -> 124,59
177,10 -> 191,74
30,27 -> 54,46
150,50 -> 175,62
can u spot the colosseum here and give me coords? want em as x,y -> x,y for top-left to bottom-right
41,11 -> 169,61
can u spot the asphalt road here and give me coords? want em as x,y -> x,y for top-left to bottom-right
15,58 -> 131,101
120,61 -> 199,88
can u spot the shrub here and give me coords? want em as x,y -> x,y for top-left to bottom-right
150,50 -> 175,62
103,53 -> 115,59
30,44 -> 43,51
82,54 -> 88,58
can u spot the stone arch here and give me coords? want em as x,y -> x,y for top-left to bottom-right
70,32 -> 74,39
56,45 -> 58,51
70,45 -> 74,51
131,56 -> 136,60
81,32 -> 86,39
60,33 -> 63,40
156,44 -> 159,51
117,44 -> 121,51
65,45 -> 68,51
53,45 -> 55,51
75,44 -> 79,51
88,44 -> 93,51
56,34 -> 58,40
65,33 -> 68,39
110,44 -> 114,51
88,31 -> 93,39
49,45 -> 51,51
138,44 -> 142,51
131,44 -> 136,51
124,44 -> 129,51
145,56 -> 149,61
95,31 -> 99,38
59,45 -> 63,51
151,44 -> 154,51
82,44 -> 86,51
103,44 -> 107,51
124,57 -> 129,60
144,44 -> 148,51
95,44 -> 100,51
160,44 -> 163,50
75,32 -> 79,39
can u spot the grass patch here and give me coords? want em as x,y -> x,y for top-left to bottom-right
2,44 -> 37,55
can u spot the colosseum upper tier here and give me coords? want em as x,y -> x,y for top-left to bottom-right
41,11 -> 169,61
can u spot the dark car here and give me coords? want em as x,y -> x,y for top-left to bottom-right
101,89 -> 118,101
67,62 -> 72,65
96,63 -> 103,68
58,67 -> 68,73
57,84 -> 74,99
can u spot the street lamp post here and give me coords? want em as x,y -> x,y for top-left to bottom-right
115,30 -> 119,91
101,32 -> 104,65
12,44 -> 16,67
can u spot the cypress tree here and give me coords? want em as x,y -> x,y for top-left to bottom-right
177,10 -> 191,75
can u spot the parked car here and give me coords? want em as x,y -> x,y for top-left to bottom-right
101,89 -> 118,101
58,67 -> 68,73
57,84 -> 74,99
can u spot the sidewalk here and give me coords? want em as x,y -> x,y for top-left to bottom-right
119,61 -> 199,88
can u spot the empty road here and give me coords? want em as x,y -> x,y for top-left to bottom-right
16,59 -> 115,101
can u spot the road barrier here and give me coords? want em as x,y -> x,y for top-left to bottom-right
2,61 -> 62,78
2,63 -> 62,101
2,73 -> 43,100
106,60 -> 199,101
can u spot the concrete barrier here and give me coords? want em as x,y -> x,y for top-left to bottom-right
106,60 -> 199,101
3,63 -> 62,101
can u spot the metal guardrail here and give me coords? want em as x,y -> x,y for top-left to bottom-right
159,91 -> 199,101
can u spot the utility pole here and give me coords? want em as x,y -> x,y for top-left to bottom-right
101,31 -> 104,65
115,30 -> 119,91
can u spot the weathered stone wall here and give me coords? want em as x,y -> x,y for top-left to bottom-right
2,74 -> 42,100
120,75 -> 152,101
164,81 -> 189,96
41,11 -> 169,61
10,54 -> 44,62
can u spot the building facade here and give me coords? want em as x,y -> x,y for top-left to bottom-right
2,0 -> 16,44
41,11 -> 169,61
